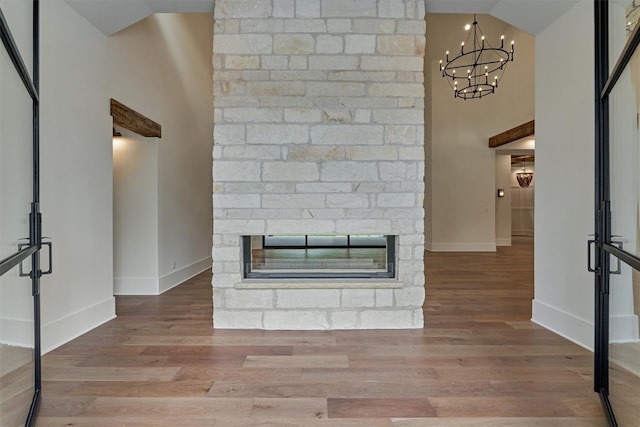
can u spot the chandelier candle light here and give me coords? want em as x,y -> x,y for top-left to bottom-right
440,14 -> 515,100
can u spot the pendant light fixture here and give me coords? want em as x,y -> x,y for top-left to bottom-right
516,157 -> 533,188
440,14 -> 515,100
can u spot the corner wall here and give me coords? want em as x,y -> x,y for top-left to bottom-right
109,14 -> 214,295
533,0 -> 594,348
40,0 -> 115,352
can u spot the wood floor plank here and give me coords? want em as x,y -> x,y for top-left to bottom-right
34,239 -> 611,426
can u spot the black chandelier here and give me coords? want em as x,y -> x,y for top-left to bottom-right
440,15 -> 515,100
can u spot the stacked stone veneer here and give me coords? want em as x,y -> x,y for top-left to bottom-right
212,0 -> 426,329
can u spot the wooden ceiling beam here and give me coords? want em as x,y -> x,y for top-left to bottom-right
489,120 -> 534,148
110,98 -> 161,138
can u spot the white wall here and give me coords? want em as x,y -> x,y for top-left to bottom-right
108,14 -> 214,295
533,0 -> 595,349
39,0 -> 115,352
425,14 -> 535,252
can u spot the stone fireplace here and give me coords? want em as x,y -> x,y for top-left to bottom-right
212,0 -> 426,329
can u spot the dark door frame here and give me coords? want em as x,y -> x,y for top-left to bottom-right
0,1 -> 43,425
593,1 -> 640,425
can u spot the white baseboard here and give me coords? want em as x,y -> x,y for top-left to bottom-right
0,317 -> 33,348
610,313 -> 640,343
42,296 -> 115,354
159,257 -> 211,294
114,277 -> 160,295
532,299 -> 593,351
496,238 -> 512,247
427,242 -> 497,252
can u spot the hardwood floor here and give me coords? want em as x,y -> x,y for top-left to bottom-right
35,237 -> 606,426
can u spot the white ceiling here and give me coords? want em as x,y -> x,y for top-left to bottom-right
65,0 -> 580,36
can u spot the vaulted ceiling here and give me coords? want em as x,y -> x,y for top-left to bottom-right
65,0 -> 580,36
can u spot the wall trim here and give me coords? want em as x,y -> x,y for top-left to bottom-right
0,317 -> 33,348
114,277 -> 160,295
42,296 -> 115,354
496,238 -> 512,247
532,299 -> 593,351
610,313 -> 640,343
427,242 -> 497,252
159,257 -> 211,294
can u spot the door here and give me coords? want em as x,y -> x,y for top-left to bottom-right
594,1 -> 640,425
0,1 -> 44,426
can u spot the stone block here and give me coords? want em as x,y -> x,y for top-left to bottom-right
214,125 -> 245,146
307,82 -> 365,97
375,289 -> 394,307
275,34 -> 315,54
302,208 -> 346,219
309,55 -> 360,70
321,0 -> 377,17
394,287 -> 425,307
240,19 -> 284,33
273,0 -> 295,17
215,0 -> 271,18
296,182 -> 352,193
213,194 -> 261,209
214,34 -> 273,54
376,35 -> 416,56
285,108 -> 323,123
311,125 -> 384,145
379,162 -> 407,181
328,71 -> 395,82
226,289 -> 274,308
213,219 -> 265,234
288,146 -> 345,160
330,311 -> 358,329
263,311 -> 329,330
262,161 -> 320,181
285,19 -> 327,33
345,208 -> 383,218
242,70 -> 270,81
377,193 -> 415,207
326,194 -> 369,208
222,145 -> 282,160
354,109 -> 371,123
277,289 -> 341,308
272,71 -> 327,80
320,161 -> 379,182
345,34 -> 376,54
247,124 -> 309,144
352,19 -> 395,34
224,261 -> 241,273
224,55 -> 260,69
373,108 -> 424,125
214,161 -> 261,182
341,289 -> 375,308
346,146 -> 397,160
224,108 -> 282,123
397,20 -> 426,35
360,310 -> 414,329
266,219 -> 336,234
262,55 -> 289,69
247,82 -> 305,96
335,219 -> 391,234
398,146 -> 424,161
382,208 -> 423,219
378,0 -> 405,18
225,183 -> 295,194
262,194 -> 327,208
385,126 -> 417,145
211,273 -> 241,288
327,19 -> 352,33
289,55 -> 309,70
296,0 -> 320,17
322,109 -> 353,124
214,310 -> 264,329
316,35 -> 344,54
